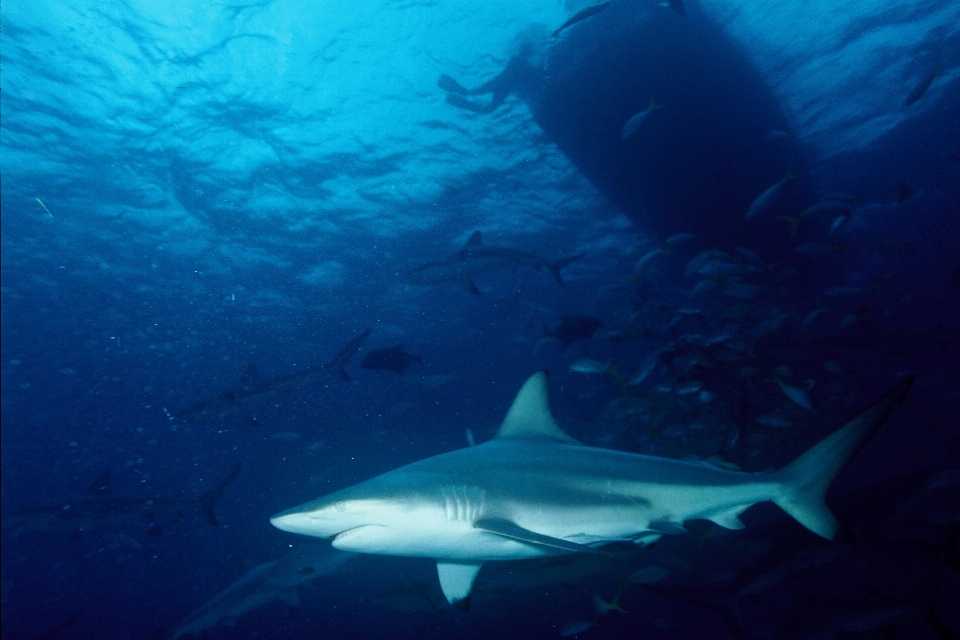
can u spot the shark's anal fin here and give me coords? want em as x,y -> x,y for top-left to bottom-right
436,561 -> 483,609
495,372 -> 583,444
475,517 -> 608,556
648,520 -> 688,535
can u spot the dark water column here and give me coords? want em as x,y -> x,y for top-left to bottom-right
524,1 -> 814,258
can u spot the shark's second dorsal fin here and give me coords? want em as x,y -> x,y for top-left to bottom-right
242,363 -> 259,384
495,372 -> 582,444
464,231 -> 484,248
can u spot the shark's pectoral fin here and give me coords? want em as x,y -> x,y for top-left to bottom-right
462,277 -> 481,295
475,517 -> 608,556
648,520 -> 688,535
437,561 -> 483,609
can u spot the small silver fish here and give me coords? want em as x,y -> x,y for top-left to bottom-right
569,358 -> 610,375
621,98 -> 663,140
561,620 -> 595,636
777,380 -> 813,410
747,172 -> 795,219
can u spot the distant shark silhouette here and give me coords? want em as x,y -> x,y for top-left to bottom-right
272,372 -> 912,609
361,345 -> 423,375
3,465 -> 240,538
404,231 -> 583,295
178,328 -> 372,425
169,544 -> 355,638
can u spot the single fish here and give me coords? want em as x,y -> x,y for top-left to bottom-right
746,172 -> 795,219
569,358 -> 610,375
594,591 -> 627,614
405,231 -> 584,294
777,380 -> 813,410
561,620 -> 596,636
621,98 -> 663,140
552,1 -> 611,37
627,355 -> 658,386
904,63 -> 941,106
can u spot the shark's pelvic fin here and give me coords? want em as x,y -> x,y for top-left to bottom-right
494,371 -> 583,444
437,561 -> 483,609
771,376 -> 914,539
475,517 -> 608,555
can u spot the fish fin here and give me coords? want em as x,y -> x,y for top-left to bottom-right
85,471 -> 112,496
325,328 -> 371,380
549,253 -> 585,286
437,74 -> 469,95
648,97 -> 663,110
463,277 -> 481,295
464,231 -> 484,248
494,371 -> 583,444
241,362 -> 259,384
436,561 -> 483,608
475,517 -> 608,555
649,520 -> 688,535
708,507 -> 746,530
197,464 -> 242,527
771,377 -> 913,538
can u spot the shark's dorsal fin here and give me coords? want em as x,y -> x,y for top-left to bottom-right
494,372 -> 582,444
436,561 -> 483,609
241,363 -> 259,384
464,231 -> 484,248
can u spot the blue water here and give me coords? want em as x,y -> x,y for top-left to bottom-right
2,1 -> 959,638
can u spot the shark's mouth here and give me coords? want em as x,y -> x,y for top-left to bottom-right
332,525 -> 383,544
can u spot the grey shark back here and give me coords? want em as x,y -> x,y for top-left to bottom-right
404,231 -> 583,294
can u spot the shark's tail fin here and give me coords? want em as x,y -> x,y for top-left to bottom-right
550,253 -> 585,286
198,464 -> 242,527
770,377 -> 913,539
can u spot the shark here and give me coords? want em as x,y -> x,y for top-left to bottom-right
404,231 -> 584,295
177,328 -> 372,425
169,544 -> 355,638
270,371 -> 912,610
3,464 -> 240,538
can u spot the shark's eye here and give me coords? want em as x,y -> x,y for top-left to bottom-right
335,501 -> 346,512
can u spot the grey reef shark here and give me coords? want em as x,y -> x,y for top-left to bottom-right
177,328 -> 372,425
3,465 -> 240,539
404,231 -> 584,295
271,371 -> 913,610
169,544 -> 355,638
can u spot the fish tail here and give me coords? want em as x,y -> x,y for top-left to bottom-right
550,253 -> 586,286
648,97 -> 663,110
769,377 -> 913,538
